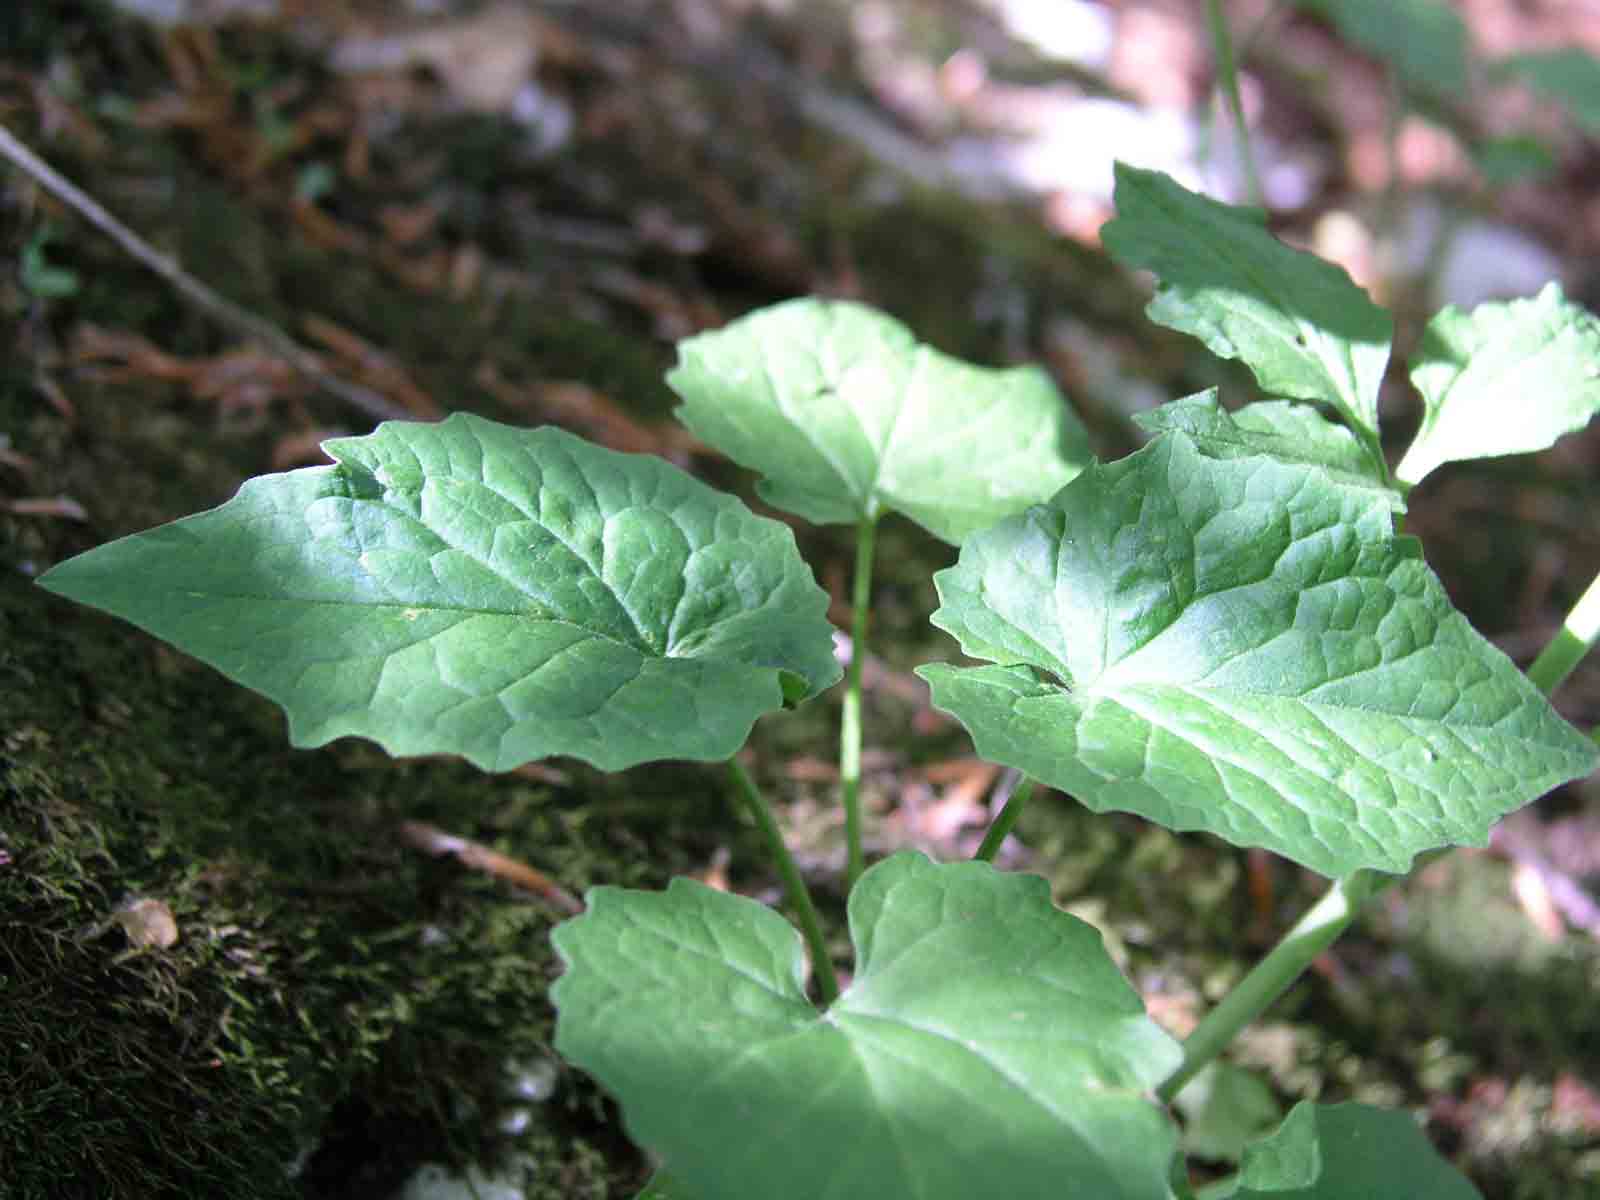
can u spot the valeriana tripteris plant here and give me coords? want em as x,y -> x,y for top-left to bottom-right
39,162 -> 1600,1199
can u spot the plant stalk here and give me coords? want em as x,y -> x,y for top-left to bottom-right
1526,569 -> 1600,696
1205,0 -> 1263,208
1375,68 -> 1407,289
1156,870 -> 1377,1103
839,516 -> 878,888
728,759 -> 840,1005
974,773 -> 1033,863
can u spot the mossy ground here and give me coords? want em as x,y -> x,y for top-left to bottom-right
4,571 -> 664,1198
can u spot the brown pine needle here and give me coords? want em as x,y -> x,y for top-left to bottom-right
398,820 -> 583,914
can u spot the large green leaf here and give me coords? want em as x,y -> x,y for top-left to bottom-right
38,415 -> 841,772
1136,391 -> 1398,507
552,851 -> 1182,1200
1213,1102 -> 1481,1198
1291,0 -> 1468,102
667,298 -> 1091,545
917,433 -> 1598,878
1397,283 -> 1600,485
1102,165 -> 1393,450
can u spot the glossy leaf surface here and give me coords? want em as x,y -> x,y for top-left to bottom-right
668,298 -> 1090,544
919,433 -> 1598,877
1214,1102 -> 1482,1198
1102,165 -> 1393,448
39,415 -> 841,772
1397,283 -> 1600,485
552,851 -> 1182,1200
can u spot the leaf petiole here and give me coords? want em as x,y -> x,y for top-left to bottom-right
973,772 -> 1033,863
839,515 -> 878,888
1156,869 -> 1381,1103
1526,568 -> 1600,697
1204,0 -> 1263,208
727,759 -> 839,1006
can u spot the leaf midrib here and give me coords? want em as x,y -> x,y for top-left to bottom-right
353,460 -> 675,655
176,587 -> 658,656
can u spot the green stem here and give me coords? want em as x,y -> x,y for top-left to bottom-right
1375,68 -> 1406,287
1205,0 -> 1263,207
1172,1154 -> 1202,1200
728,759 -> 840,1006
1526,569 -> 1600,697
839,516 -> 878,889
974,774 -> 1033,863
1156,870 -> 1378,1104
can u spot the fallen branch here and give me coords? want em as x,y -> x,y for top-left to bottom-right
0,121 -> 411,424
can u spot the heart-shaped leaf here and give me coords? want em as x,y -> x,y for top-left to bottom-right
917,433 -> 1598,878
552,851 -> 1182,1200
1102,165 -> 1393,451
1136,391 -> 1398,507
667,298 -> 1091,544
1213,1102 -> 1482,1198
38,415 -> 841,772
1397,283 -> 1600,485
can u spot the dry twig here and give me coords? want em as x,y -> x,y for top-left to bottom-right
0,121 -> 411,424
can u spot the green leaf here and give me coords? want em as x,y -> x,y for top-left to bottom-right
20,225 -> 81,299
1136,391 -> 1398,506
1397,283 -> 1600,485
917,433 -> 1599,878
1102,165 -> 1393,450
37,414 -> 841,772
1174,1064 -> 1282,1165
667,298 -> 1091,545
552,851 -> 1182,1200
1496,48 -> 1600,135
1213,1102 -> 1481,1198
1469,135 -> 1556,187
1291,0 -> 1469,101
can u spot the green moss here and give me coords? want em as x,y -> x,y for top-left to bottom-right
0,576 -> 659,1197
3,580 -> 304,1199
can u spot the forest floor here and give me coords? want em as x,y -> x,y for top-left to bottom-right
4,2 -> 1600,1198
